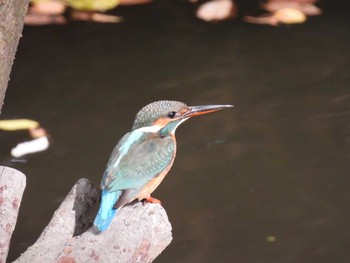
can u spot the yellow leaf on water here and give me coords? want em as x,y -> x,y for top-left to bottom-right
0,119 -> 40,131
266,236 -> 276,242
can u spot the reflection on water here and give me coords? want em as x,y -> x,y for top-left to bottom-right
1,1 -> 350,262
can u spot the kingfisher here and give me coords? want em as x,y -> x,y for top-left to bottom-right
94,100 -> 233,232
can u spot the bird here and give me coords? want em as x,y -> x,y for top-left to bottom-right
93,100 -> 233,232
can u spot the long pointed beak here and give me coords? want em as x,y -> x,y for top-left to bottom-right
183,104 -> 233,118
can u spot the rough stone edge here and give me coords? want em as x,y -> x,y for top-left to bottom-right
14,179 -> 172,263
0,166 -> 26,263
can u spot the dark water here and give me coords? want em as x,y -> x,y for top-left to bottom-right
1,0 -> 350,262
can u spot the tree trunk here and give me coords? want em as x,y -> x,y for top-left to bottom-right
0,0 -> 29,114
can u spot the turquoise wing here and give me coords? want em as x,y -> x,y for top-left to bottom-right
100,132 -> 131,189
101,132 -> 175,192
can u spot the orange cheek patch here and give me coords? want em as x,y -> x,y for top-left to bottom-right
153,117 -> 172,127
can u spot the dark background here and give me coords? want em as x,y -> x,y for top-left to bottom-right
1,0 -> 350,262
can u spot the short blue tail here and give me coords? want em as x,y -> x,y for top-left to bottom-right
93,189 -> 121,232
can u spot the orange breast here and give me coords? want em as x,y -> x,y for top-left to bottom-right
136,165 -> 172,201
136,134 -> 176,200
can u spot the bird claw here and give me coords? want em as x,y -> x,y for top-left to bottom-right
143,196 -> 161,204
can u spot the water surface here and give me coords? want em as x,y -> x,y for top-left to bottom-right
1,1 -> 350,262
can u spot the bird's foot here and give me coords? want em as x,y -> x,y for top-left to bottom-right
143,196 -> 161,204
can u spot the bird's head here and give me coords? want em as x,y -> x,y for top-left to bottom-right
132,100 -> 233,136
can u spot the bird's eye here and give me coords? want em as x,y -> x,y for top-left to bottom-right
168,111 -> 176,118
